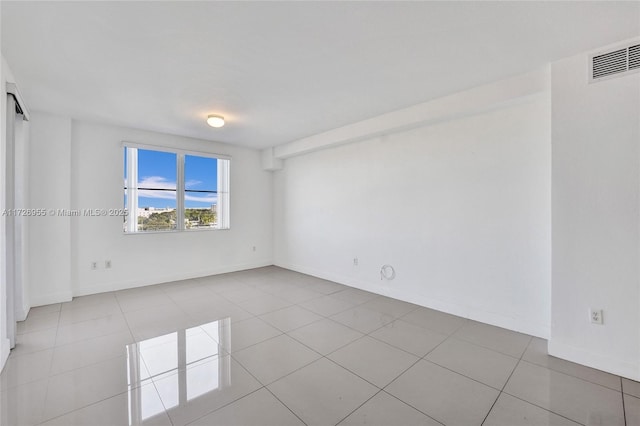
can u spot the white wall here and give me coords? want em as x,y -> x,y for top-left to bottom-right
0,53 -> 31,370
0,52 -> 12,369
26,116 -> 273,303
274,80 -> 552,338
69,120 -> 273,296
29,113 -> 72,306
1,53 -> 30,371
13,93 -> 30,322
550,48 -> 640,380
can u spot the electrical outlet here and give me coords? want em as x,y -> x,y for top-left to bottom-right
105,260 -> 112,269
353,257 -> 359,266
91,261 -> 98,270
590,309 -> 603,325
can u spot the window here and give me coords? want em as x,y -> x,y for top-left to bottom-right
124,144 -> 230,233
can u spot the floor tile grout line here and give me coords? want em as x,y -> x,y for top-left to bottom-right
227,329 -> 287,357
322,338 -> 420,390
300,300 -> 359,319
398,313 -> 470,339
377,359 -> 450,422
55,320 -> 130,347
379,389 -> 447,426
15,311 -> 60,336
356,324 -> 456,405
451,333 -> 528,359
119,297 -> 186,317
368,351 -> 423,390
332,388 -> 386,426
112,283 -> 168,426
313,355 -> 398,419
2,319 -> 58,391
6,337 -> 55,360
519,356 -> 623,393
622,376 -> 627,426
377,327 -> 518,426
263,285 -> 327,300
415,356 -> 508,393
231,334 -> 390,423
360,328 -> 428,359
261,315 -> 326,335
9,327 -> 58,359
328,293 -> 378,308
365,331 -> 437,359
263,386 -> 310,426
181,387 -> 266,426
356,303 -> 419,321
37,308 -> 61,426
236,301 -> 298,317
284,321 -> 365,359
37,378 -> 161,425
327,311 -> 397,336
488,336 -> 590,426
499,390 -> 588,426
53,323 -> 132,346
257,301 -> 325,320
47,351 -> 132,383
173,352 -> 271,425
115,288 -> 138,343
222,324 -> 286,355
480,390 -> 504,425
14,324 -> 57,339
522,356 -> 624,393
422,334 -> 522,384
518,357 -> 627,395
229,338 -> 322,388
417,326 -> 460,361
479,336 -> 531,426
335,316 -> 387,338
57,308 -> 126,328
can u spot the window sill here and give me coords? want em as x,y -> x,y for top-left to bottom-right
123,227 -> 230,235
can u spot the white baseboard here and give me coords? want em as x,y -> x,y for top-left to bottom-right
72,260 -> 274,298
29,290 -> 73,307
275,261 -> 550,339
0,338 -> 10,373
275,261 -> 371,291
16,300 -> 29,322
548,339 -> 640,381
29,261 -> 273,306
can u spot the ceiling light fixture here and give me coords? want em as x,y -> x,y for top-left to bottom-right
207,114 -> 225,128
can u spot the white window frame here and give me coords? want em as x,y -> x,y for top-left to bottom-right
123,142 -> 231,233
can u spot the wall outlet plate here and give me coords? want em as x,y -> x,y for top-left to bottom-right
590,309 -> 603,325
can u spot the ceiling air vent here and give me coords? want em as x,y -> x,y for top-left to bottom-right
590,41 -> 640,82
629,44 -> 640,70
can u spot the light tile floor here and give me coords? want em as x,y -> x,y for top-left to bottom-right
0,266 -> 637,425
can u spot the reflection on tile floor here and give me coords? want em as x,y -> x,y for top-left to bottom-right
0,266 -> 637,425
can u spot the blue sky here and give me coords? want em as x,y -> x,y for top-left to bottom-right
125,149 -> 218,209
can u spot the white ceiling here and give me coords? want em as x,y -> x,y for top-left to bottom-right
2,1 -> 639,150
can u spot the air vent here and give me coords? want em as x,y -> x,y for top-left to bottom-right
592,48 -> 627,79
629,44 -> 640,70
590,42 -> 640,82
